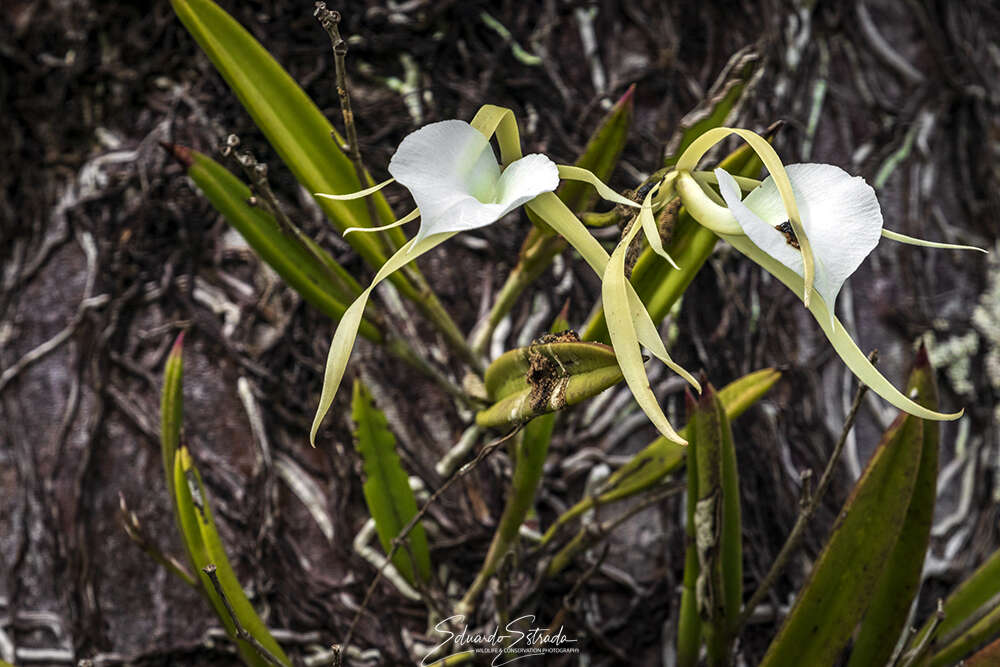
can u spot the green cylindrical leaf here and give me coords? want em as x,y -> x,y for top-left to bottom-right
476,341 -> 624,428
161,332 -> 184,501
183,147 -> 383,343
760,413 -> 924,667
352,380 -> 431,585
173,448 -> 290,666
677,392 -> 702,667
848,345 -> 940,667
691,385 -> 741,665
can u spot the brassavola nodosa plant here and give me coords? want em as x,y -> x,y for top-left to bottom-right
310,111 -> 985,448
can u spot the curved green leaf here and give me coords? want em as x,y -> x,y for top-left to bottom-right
907,545 -> 1000,664
760,413 -> 923,667
173,448 -> 291,666
169,0 -> 403,264
476,340 -> 624,428
690,385 -> 741,664
848,345 -> 940,667
352,379 -> 431,585
161,332 -> 184,502
677,393 -> 701,667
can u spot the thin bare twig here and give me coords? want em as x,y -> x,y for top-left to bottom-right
314,3 -> 380,231
338,427 -> 523,656
202,564 -> 288,667
736,351 -> 878,633
899,599 -> 944,667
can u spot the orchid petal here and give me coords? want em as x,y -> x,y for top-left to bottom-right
881,228 -> 987,253
722,231 -> 962,422
343,208 -> 420,236
716,164 -> 883,321
556,165 -> 640,208
389,119 -> 558,243
310,231 -> 456,444
639,183 -> 680,270
314,177 -> 395,200
526,191 -> 700,393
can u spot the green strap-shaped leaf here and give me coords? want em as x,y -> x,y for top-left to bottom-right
352,380 -> 431,585
690,385 -> 741,664
173,448 -> 291,667
760,413 -> 924,666
910,537 -> 1000,658
169,0 -> 407,267
161,333 -> 184,502
848,345 -> 940,667
925,607 -> 1000,666
475,341 -> 624,428
964,637 -> 1000,666
539,368 -> 780,545
558,85 -> 635,214
182,147 -> 383,343
677,394 -> 702,667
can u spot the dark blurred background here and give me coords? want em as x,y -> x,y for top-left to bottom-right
1,0 -> 998,664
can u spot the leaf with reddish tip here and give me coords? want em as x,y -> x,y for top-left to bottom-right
173,448 -> 290,666
849,344 -> 940,667
760,412 -> 924,667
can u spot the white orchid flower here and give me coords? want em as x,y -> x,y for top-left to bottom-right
714,163 -> 883,319
386,119 -> 560,244
669,126 -> 986,423
310,106 -> 701,447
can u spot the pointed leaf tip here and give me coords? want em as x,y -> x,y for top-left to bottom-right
160,141 -> 194,168
171,331 -> 186,357
617,84 -> 636,107
914,340 -> 930,369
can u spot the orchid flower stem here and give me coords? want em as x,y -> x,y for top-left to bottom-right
315,9 -> 480,375
315,6 -> 382,237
